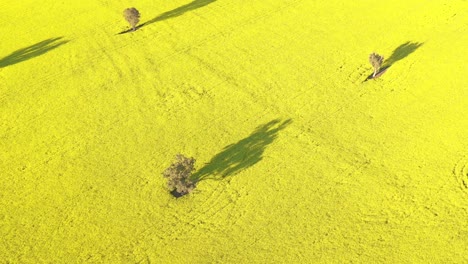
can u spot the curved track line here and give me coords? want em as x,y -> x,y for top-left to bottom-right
453,156 -> 468,192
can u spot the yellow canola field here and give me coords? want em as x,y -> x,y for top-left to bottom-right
1,0 -> 467,263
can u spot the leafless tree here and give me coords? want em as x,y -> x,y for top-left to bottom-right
123,8 -> 141,31
163,154 -> 196,197
369,53 -> 384,78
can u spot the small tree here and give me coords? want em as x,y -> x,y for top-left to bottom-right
123,7 -> 141,31
369,53 -> 384,78
163,154 -> 196,197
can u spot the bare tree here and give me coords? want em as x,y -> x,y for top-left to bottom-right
369,53 -> 384,78
163,154 -> 196,197
123,8 -> 141,31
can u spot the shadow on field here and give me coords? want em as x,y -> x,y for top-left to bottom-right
365,41 -> 423,81
118,24 -> 145,35
383,41 -> 424,68
118,0 -> 216,34
0,37 -> 69,68
192,119 -> 292,181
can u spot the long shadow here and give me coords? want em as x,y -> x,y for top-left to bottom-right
0,37 -> 69,68
383,41 -> 424,68
192,119 -> 292,182
365,41 -> 423,81
118,0 -> 216,34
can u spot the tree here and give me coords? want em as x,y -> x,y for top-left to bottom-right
369,53 -> 384,78
163,154 -> 197,197
123,7 -> 141,31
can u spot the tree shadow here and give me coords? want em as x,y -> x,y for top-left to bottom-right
364,65 -> 390,81
383,41 -> 424,68
0,37 -> 69,68
364,41 -> 423,81
192,119 -> 292,182
118,0 -> 216,34
118,25 -> 144,35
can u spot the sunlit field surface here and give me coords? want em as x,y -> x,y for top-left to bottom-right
1,0 -> 467,262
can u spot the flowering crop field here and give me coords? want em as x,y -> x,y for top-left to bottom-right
0,0 -> 466,262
